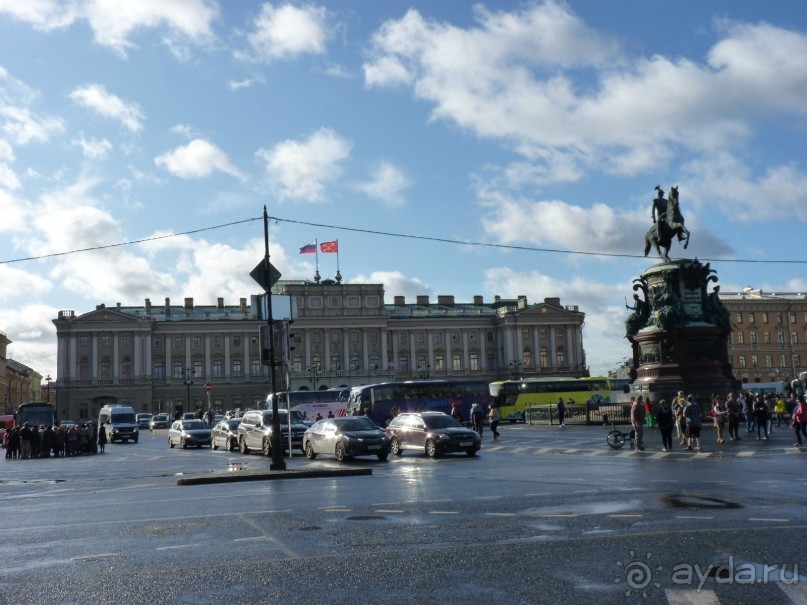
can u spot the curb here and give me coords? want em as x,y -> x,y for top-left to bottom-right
177,467 -> 372,486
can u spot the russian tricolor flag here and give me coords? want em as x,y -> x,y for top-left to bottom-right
299,241 -> 316,254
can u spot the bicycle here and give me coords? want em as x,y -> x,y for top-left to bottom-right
606,423 -> 636,449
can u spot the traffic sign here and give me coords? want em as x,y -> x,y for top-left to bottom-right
204,383 -> 212,393
250,259 -> 282,291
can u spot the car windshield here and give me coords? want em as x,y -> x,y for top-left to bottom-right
111,413 -> 136,424
154,415 -> 167,421
423,415 -> 462,429
183,420 -> 207,430
336,418 -> 377,431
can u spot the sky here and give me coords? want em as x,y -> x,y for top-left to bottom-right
0,0 -> 806,380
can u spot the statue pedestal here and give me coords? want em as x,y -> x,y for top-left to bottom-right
626,259 -> 739,403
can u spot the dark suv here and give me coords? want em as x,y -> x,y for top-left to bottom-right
386,411 -> 481,457
237,410 -> 308,456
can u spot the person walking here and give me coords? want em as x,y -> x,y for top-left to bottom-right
630,396 -> 646,451
656,399 -> 674,451
672,393 -> 685,445
726,393 -> 742,442
98,422 -> 108,453
791,396 -> 807,448
774,394 -> 787,428
8,425 -> 20,459
488,406 -> 501,440
470,402 -> 485,438
644,398 -> 655,428
556,397 -> 566,428
741,391 -> 755,433
711,395 -> 728,445
19,423 -> 32,459
753,395 -> 770,440
683,395 -> 703,451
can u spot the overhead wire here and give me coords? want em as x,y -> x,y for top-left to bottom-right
0,213 -> 805,266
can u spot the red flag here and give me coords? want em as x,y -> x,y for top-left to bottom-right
320,240 -> 338,253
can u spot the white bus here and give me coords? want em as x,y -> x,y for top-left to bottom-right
262,389 -> 350,423
741,380 -> 791,397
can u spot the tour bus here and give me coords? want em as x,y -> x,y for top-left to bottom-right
488,376 -> 611,422
262,388 -> 350,423
16,401 -> 57,428
742,380 -> 791,398
346,379 -> 491,426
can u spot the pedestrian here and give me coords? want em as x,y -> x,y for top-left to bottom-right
711,395 -> 728,445
30,425 -> 40,459
791,396 -> 807,448
683,395 -> 703,451
656,399 -> 674,452
488,406 -> 501,440
774,394 -> 787,428
98,422 -> 108,453
741,391 -> 755,433
556,397 -> 566,428
19,422 -> 32,459
644,398 -> 655,428
672,393 -> 686,445
8,425 -> 21,459
450,406 -> 463,424
470,402 -> 485,438
726,393 -> 742,442
630,395 -> 646,451
753,395 -> 769,440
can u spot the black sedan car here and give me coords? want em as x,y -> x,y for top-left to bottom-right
386,411 -> 480,457
211,418 -> 241,451
168,419 -> 212,449
303,416 -> 390,461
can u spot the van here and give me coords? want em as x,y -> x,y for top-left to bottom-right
98,405 -> 139,444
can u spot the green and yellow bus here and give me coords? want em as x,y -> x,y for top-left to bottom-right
488,377 -> 611,422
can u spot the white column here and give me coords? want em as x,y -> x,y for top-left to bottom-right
565,325 -> 574,368
91,335 -> 98,379
324,330 -> 330,371
133,334 -> 141,377
304,332 -> 311,369
533,326 -> 541,370
112,333 -> 119,379
362,329 -> 369,370
445,329 -> 452,374
186,335 -> 192,369
344,328 -> 350,371
427,330 -> 434,371
549,328 -> 557,369
480,329 -> 487,371
462,331 -> 470,371
410,331 -> 416,371
243,333 -> 250,376
224,335 -> 231,378
145,333 -> 152,378
204,335 -> 211,377
381,331 -> 389,368
165,336 -> 172,379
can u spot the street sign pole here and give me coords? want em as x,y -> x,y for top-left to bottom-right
262,206 -> 285,471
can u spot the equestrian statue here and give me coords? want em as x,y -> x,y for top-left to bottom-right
643,185 -> 690,261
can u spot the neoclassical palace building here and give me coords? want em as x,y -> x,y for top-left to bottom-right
52,280 -> 588,421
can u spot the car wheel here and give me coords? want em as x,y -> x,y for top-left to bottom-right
212,437 -> 219,451
133,437 -> 138,444
335,442 -> 349,462
390,437 -> 403,456
181,438 -> 188,449
304,441 -> 317,460
239,437 -> 249,454
169,437 -> 174,448
377,451 -> 389,461
262,437 -> 272,456
466,448 -> 479,457
425,439 -> 438,458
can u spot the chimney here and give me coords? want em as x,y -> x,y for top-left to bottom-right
544,297 -> 560,307
494,295 -> 501,302
393,296 -> 405,306
416,295 -> 430,306
184,297 -> 193,309
437,295 -> 455,306
96,304 -> 105,310
116,302 -> 121,309
240,298 -> 247,313
518,295 -> 528,309
217,297 -> 224,309
145,298 -> 151,314
164,298 -> 170,311
473,295 -> 483,305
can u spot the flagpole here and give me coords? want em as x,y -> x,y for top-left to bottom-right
335,239 -> 341,283
314,238 -> 320,283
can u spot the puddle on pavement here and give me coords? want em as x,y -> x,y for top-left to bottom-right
663,494 -> 741,509
2,479 -> 67,485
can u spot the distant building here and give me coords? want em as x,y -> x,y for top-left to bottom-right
720,287 -> 807,384
53,281 -> 588,421
5,358 -> 41,414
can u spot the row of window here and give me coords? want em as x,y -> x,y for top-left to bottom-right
735,311 -> 803,325
733,353 -> 800,370
298,295 -> 380,309
731,330 -> 801,345
78,334 -> 247,349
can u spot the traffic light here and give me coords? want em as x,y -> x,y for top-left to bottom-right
259,325 -> 271,365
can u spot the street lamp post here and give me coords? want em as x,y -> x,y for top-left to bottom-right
184,367 -> 195,416
45,374 -> 51,403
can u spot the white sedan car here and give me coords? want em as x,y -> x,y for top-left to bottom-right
168,419 -> 212,449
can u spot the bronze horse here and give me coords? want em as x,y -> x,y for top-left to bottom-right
644,186 -> 690,260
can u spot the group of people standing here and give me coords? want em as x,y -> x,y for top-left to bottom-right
3,421 -> 108,459
630,390 -> 807,452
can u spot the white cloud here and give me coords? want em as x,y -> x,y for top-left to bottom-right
0,106 -> 65,145
72,133 -> 113,158
69,84 -> 144,133
256,127 -> 351,202
228,74 -> 266,90
242,3 -> 328,63
0,187 -> 31,232
356,161 -> 412,208
155,138 -> 245,180
0,303 -> 60,376
0,0 -> 219,58
352,270 -> 431,299
364,3 -> 807,184
0,265 -> 52,302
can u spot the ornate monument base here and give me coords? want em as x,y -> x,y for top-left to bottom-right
626,259 -> 740,403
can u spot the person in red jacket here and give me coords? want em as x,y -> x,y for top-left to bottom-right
791,395 -> 807,448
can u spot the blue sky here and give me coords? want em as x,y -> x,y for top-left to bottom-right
0,0 -> 805,379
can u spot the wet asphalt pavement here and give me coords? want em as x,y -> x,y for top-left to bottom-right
1,422 -> 806,605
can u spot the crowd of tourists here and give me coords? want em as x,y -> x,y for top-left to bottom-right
630,390 -> 807,452
2,421 -> 108,459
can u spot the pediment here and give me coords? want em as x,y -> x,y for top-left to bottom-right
74,308 -> 138,323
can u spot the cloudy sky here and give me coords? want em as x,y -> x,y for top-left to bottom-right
0,0 -> 805,379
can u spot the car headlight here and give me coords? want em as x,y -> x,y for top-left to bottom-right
434,433 -> 449,440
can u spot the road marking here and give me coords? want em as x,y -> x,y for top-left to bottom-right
531,448 -> 553,455
429,511 -> 460,515
675,515 -> 714,520
318,507 -> 351,512
234,536 -> 269,542
779,581 -> 807,603
475,495 -> 504,500
157,544 -> 200,550
736,451 -> 754,457
665,589 -> 720,605
485,512 -> 518,517
539,514 -> 578,518
748,517 -> 789,522
608,514 -> 644,518
71,553 -> 118,561
485,445 -> 506,451
693,453 -> 711,459
650,452 -> 670,459
562,449 -> 579,454
374,509 -> 404,514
